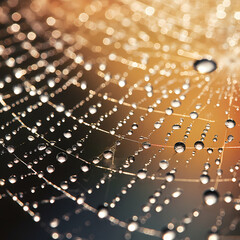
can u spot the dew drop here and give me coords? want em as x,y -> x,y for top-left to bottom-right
9,175 -> 17,184
40,93 -> 49,103
159,160 -> 169,170
7,145 -> 15,153
56,152 -> 67,163
194,141 -> 204,150
47,165 -> 55,174
50,218 -> 59,228
172,188 -> 182,198
208,233 -> 219,240
89,105 -> 97,114
193,59 -> 217,74
13,84 -> 23,95
165,108 -> 173,115
174,142 -> 186,153
162,230 -> 176,240
224,192 -> 233,203
77,196 -> 85,205
103,150 -> 113,159
97,206 -> 109,219
56,104 -> 65,112
165,173 -> 175,182
137,169 -> 147,179
190,111 -> 198,119
81,163 -> 90,172
171,99 -> 181,108
225,119 -> 236,128
142,142 -> 151,149
127,221 -> 139,232
203,189 -> 219,206
154,121 -> 161,129
63,130 -> 72,139
0,179 -> 5,186
200,174 -> 210,184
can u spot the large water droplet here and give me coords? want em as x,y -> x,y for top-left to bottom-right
194,59 -> 217,74
225,119 -> 236,128
203,189 -> 219,206
200,174 -> 210,184
97,206 -> 109,219
142,142 -> 151,149
127,221 -> 139,232
194,141 -> 204,150
137,169 -> 147,179
89,105 -> 97,114
174,142 -> 186,153
162,230 -> 176,240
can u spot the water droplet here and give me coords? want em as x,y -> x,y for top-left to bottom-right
171,99 -> 181,108
50,218 -> 59,228
97,206 -> 108,218
7,145 -> 15,153
77,196 -> 85,205
9,175 -> 17,184
224,192 -> 233,203
208,233 -> 219,240
137,169 -> 147,179
60,181 -> 68,190
162,230 -> 176,240
56,104 -> 65,112
103,150 -> 113,159
194,141 -> 204,150
165,173 -> 175,182
118,78 -> 126,87
13,84 -> 23,95
190,111 -> 198,119
234,202 -> 240,211
40,93 -> 49,103
142,142 -> 151,149
172,188 -> 182,198
194,59 -> 217,74
56,152 -> 67,163
207,148 -> 213,154
165,108 -> 173,115
203,189 -> 219,206
81,164 -> 90,172
93,157 -> 100,164
38,143 -> 46,151
159,160 -> 169,170
33,213 -> 41,222
63,130 -> 72,139
89,105 -> 97,114
200,174 -> 210,184
227,135 -> 234,142
127,221 -> 139,232
0,179 -> 5,186
174,142 -> 186,153
225,119 -> 236,128
47,165 -> 55,174
154,121 -> 161,129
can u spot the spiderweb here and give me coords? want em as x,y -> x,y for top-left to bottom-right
0,0 -> 239,239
